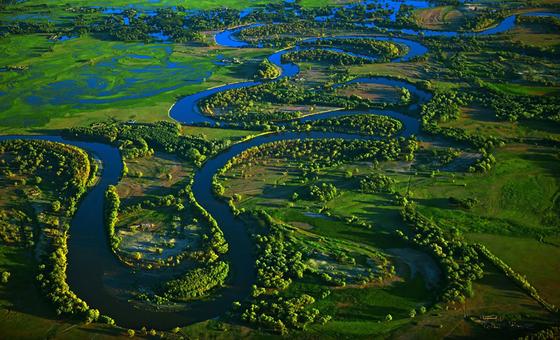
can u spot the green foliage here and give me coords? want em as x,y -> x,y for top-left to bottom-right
460,8 -> 510,31
242,294 -> 327,334
419,91 -> 503,174
308,182 -> 338,202
200,78 -> 380,124
519,326 -> 560,340
0,140 -> 91,213
85,308 -> 100,324
300,38 -> 405,61
64,121 -> 228,166
253,212 -> 306,290
0,140 -> 99,320
476,244 -> 558,313
399,204 -> 484,304
1,271 -> 10,284
448,197 -> 479,209
51,200 -> 61,212
400,87 -> 411,104
0,209 -> 33,246
220,137 -> 417,176
185,184 -> 229,260
518,15 -> 560,31
254,58 -> 280,80
282,49 -> 371,65
359,173 -> 394,193
408,309 -> 416,318
420,90 -> 465,125
483,87 -> 560,123
104,185 -> 121,250
161,261 -> 229,300
238,22 -> 322,47
300,114 -> 403,136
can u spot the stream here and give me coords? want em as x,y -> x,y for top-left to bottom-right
1,8 -> 558,329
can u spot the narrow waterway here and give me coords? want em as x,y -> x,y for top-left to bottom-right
1,9 -> 558,329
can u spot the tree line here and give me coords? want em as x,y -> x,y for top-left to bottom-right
64,121 -> 229,167
0,140 -> 112,323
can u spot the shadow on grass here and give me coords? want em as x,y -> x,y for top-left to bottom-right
0,247 -> 54,320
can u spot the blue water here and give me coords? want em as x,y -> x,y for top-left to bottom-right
364,11 -> 560,37
4,7 -> 560,330
149,31 -> 172,42
57,35 -> 77,41
170,34 -> 430,126
315,0 -> 431,23
17,45 -> 208,108
169,81 -> 260,124
214,23 -> 264,48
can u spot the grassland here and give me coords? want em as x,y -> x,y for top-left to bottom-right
392,260 -> 556,339
117,152 -> 193,203
412,6 -> 465,31
440,105 -> 560,142
1,0 -> 560,338
0,248 -> 126,339
414,145 -> 559,234
3,0 -> 286,10
217,139 -> 559,337
466,233 -> 560,306
337,82 -> 402,103
0,32 -> 274,133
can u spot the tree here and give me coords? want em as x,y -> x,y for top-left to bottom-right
1,271 -> 10,284
400,87 -> 411,104
127,329 -> 135,337
122,162 -> 129,176
51,200 -> 61,212
85,308 -> 100,323
385,314 -> 393,321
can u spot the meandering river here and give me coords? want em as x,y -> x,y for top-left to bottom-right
1,8 -> 558,329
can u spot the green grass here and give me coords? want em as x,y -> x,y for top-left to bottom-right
0,246 -> 125,339
412,6 -> 465,31
4,0 -> 285,10
219,157 -> 440,336
219,140 -> 560,335
0,34 -> 211,129
392,260 -> 555,339
1,1 -> 559,337
415,145 -> 560,237
441,105 -> 560,142
307,275 -> 432,337
297,0 -> 357,7
182,126 -> 259,141
484,82 -> 560,96
466,233 -> 560,306
0,34 -> 273,133
117,152 -> 193,203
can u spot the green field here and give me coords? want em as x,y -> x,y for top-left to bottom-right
1,0 -> 560,338
0,33 -> 274,133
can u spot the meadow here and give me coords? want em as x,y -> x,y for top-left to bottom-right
1,0 -> 559,338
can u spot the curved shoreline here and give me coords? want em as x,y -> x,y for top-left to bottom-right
170,34 -> 429,125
